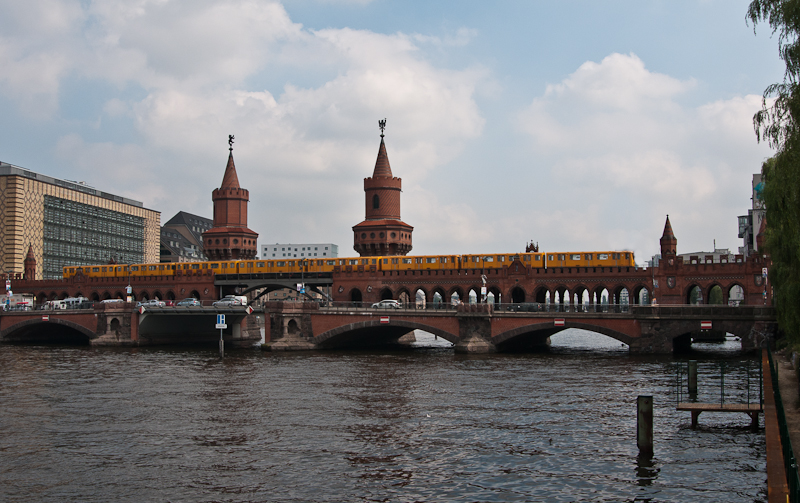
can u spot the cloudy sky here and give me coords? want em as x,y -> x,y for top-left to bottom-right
0,0 -> 781,263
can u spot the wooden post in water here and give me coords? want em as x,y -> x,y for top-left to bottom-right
219,328 -> 224,358
688,360 -> 698,394
637,395 -> 653,456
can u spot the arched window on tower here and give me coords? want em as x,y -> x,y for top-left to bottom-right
373,194 -> 380,209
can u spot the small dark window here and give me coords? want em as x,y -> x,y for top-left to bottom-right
361,233 -> 367,239
370,232 -> 375,238
379,232 -> 384,238
391,232 -> 396,238
373,194 -> 380,209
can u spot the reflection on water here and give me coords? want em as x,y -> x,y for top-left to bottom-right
0,329 -> 765,502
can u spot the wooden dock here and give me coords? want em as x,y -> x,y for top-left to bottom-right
677,402 -> 762,430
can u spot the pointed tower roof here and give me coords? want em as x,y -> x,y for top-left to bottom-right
220,151 -> 241,189
661,215 -> 675,239
372,137 -> 393,178
25,243 -> 34,261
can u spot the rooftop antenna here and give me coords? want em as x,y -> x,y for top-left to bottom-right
378,119 -> 386,138
228,134 -> 235,152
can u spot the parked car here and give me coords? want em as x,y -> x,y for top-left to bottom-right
176,298 -> 201,307
101,298 -> 125,304
136,299 -> 165,308
212,295 -> 246,307
371,299 -> 401,309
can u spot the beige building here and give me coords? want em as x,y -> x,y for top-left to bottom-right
0,162 -> 160,279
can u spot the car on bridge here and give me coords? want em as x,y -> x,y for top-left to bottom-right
212,295 -> 246,307
371,299 -> 401,309
136,299 -> 166,308
176,298 -> 201,307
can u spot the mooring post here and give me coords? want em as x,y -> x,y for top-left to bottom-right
637,395 -> 654,456
688,360 -> 698,394
219,328 -> 224,359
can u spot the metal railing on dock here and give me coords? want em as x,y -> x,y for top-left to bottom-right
675,359 -> 763,429
767,347 -> 800,502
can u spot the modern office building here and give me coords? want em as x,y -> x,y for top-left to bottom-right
260,243 -> 339,259
160,211 -> 213,262
0,162 -> 160,279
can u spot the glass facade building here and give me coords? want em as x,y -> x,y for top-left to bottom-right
0,162 -> 160,279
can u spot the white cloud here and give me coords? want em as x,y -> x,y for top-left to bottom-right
518,52 -> 772,258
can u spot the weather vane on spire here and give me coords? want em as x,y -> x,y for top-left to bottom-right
228,134 -> 235,152
378,119 -> 386,137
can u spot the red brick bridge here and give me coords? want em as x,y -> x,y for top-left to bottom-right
266,302 -> 775,353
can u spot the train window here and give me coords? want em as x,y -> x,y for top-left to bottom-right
485,257 -> 494,262
222,263 -> 227,269
191,264 -> 199,269
585,254 -> 592,260
559,254 -> 566,260
202,263 -> 208,269
625,253 -> 630,259
570,254 -> 580,261
101,267 -> 107,272
548,255 -> 553,261
497,256 -> 504,262
256,262 -> 265,267
277,261 -> 285,266
210,264 -> 218,269
93,267 -> 100,272
326,260 -> 335,265
268,262 -> 273,267
371,259 -> 376,265
402,258 -> 412,264
392,258 -> 398,264
426,257 -> 436,263
116,267 -> 122,272
230,262 -> 235,268
159,265 -> 165,270
599,254 -> 608,260
523,255 -> 530,261
383,259 -> 388,264
362,259 -> 369,265
148,265 -> 156,270
170,265 -> 176,270
131,266 -> 139,271
441,257 -> 448,263
349,260 -> 358,265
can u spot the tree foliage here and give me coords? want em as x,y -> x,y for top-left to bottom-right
749,0 -> 800,340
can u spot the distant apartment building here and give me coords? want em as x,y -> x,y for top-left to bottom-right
0,161 -> 160,279
261,243 -> 338,259
160,211 -> 213,262
738,173 -> 766,257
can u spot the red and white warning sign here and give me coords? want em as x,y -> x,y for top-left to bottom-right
554,319 -> 565,327
380,316 -> 390,324
700,320 -> 712,330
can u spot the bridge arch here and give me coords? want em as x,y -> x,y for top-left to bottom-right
534,286 -> 548,304
493,321 -> 635,349
510,286 -> 525,303
379,287 -> 393,301
0,318 -> 95,344
686,284 -> 703,304
729,284 -> 745,305
314,319 -> 458,348
448,287 -> 464,306
349,288 -> 362,305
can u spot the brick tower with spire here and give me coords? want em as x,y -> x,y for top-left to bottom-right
660,215 -> 677,260
353,120 -> 413,256
202,136 -> 259,260
23,244 -> 35,280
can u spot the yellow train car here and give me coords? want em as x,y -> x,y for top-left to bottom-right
545,251 -> 634,268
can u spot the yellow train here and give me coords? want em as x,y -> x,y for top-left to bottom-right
63,250 -> 635,280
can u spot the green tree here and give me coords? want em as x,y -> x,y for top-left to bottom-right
749,0 -> 800,341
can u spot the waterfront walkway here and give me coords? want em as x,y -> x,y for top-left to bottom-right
775,350 -> 800,500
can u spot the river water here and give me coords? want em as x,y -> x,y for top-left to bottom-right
0,330 -> 765,502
